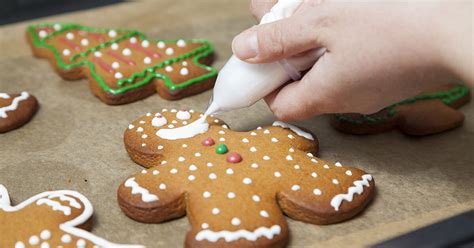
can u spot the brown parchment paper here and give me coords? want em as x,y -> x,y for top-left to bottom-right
0,0 -> 473,247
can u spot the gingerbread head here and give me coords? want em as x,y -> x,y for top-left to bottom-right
118,110 -> 375,248
0,185 -> 142,248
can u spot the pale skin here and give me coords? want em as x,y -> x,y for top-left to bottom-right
232,0 -> 473,121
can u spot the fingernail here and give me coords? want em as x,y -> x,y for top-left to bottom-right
232,29 -> 258,60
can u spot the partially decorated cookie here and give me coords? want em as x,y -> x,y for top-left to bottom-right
331,84 -> 471,135
119,110 -> 375,247
0,92 -> 39,133
26,23 -> 217,105
0,185 -> 142,248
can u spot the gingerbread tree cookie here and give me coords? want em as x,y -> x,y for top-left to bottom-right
118,110 -> 375,247
331,84 -> 471,136
26,23 -> 217,105
0,92 -> 39,133
0,185 -> 142,248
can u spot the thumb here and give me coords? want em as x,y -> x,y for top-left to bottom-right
232,14 -> 324,64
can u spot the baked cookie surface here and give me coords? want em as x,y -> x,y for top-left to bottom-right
331,84 -> 471,136
26,23 -> 217,105
0,92 -> 38,133
119,110 -> 375,248
0,185 -> 142,248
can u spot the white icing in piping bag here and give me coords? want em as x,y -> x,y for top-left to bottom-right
205,0 -> 326,116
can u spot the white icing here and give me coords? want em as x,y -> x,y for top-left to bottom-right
291,185 -> 300,191
63,48 -> 71,56
38,30 -> 48,38
176,110 -> 191,120
48,193 -> 81,209
156,116 -> 209,140
332,179 -> 339,185
165,65 -> 173,72
274,172 -> 281,177
29,236 -> 39,245
36,199 -> 72,215
151,115 -> 167,127
130,37 -> 138,44
0,93 -> 10,99
124,177 -> 159,202
122,48 -> 132,56
15,241 -> 25,248
243,178 -> 252,185
94,51 -> 102,57
81,38 -> 89,46
260,210 -> 269,218
61,234 -> 71,243
231,217 -> 241,226
108,30 -> 117,38
195,225 -> 281,242
313,188 -> 322,195
157,41 -> 166,48
0,92 -> 30,118
111,43 -> 119,50
0,185 -> 143,247
143,57 -> 151,64
272,121 -> 314,140
53,24 -> 61,30
66,32 -> 74,40
114,72 -> 123,79
252,195 -> 261,202
40,230 -> 51,239
180,68 -> 189,75
165,47 -> 174,55
141,40 -> 150,47
211,208 -> 220,215
112,62 -> 120,69
177,39 -> 186,47
271,137 -> 278,142
227,192 -> 236,199
330,174 -> 373,211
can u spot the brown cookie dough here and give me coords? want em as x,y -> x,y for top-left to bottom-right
0,92 -> 39,133
119,109 -> 375,248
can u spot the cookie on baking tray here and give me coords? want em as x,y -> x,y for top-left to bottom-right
0,92 -> 38,133
0,185 -> 142,248
118,109 -> 375,248
26,23 -> 217,105
331,84 -> 471,136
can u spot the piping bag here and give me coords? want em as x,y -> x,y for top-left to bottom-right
204,0 -> 326,116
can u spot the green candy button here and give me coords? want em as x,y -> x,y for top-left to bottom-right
216,144 -> 228,154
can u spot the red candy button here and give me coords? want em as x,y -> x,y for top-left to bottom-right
202,138 -> 215,146
226,152 -> 242,163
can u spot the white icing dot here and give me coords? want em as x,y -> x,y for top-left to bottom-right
40,242 -> 49,248
250,132 -> 257,136
188,175 -> 196,181
168,124 -> 175,128
294,165 -> 300,169
332,179 -> 339,185
61,234 -> 71,243
139,120 -> 146,124
128,124 -> 134,129
250,147 -> 257,152
40,230 -> 51,240
76,239 -> 86,248
226,168 -> 234,175
222,124 -> 229,129
153,170 -> 159,175
311,158 -> 318,163
178,156 -> 185,162
252,195 -> 261,202
243,178 -> 252,185
307,153 -> 314,157
212,208 -> 220,215
66,32 -> 74,40
141,169 -> 147,174
177,39 -> 186,47
29,236 -> 40,245
136,127 -> 144,132
214,119 -> 219,123
286,155 -> 293,161
165,47 -> 174,55
209,173 -> 217,180
157,41 -> 166,48
207,162 -> 213,167
182,61 -> 188,66
263,155 -> 270,160
141,40 -> 150,47
165,65 -> 173,72
114,72 -> 123,79
158,145 -> 164,150
227,192 -> 236,199
263,129 -> 270,134
242,138 -> 249,143
251,163 -> 259,168
323,164 -> 330,169
335,162 -> 343,167
141,134 -> 148,139
289,148 -> 295,152
122,48 -> 132,56
130,37 -> 138,44
112,61 -> 120,69
219,137 -> 225,142
144,57 -> 152,64
203,191 -> 211,198
231,217 -> 241,226
170,109 -> 177,112
111,43 -> 119,50
108,30 -> 117,37
218,130 -> 225,134
158,183 -> 166,190
271,137 -> 279,142
260,210 -> 269,218
39,30 -> 48,38
194,153 -> 201,157
182,144 -> 188,148
189,165 -> 197,171
182,121 -> 188,125
161,160 -> 167,165
313,188 -> 322,195
291,185 -> 301,191
288,134 -> 295,139
257,126 -> 262,130
80,38 -> 89,46
180,68 -> 189,75
274,172 -> 281,177
170,168 -> 178,174
346,170 -> 353,176
62,49 -> 71,56
201,223 -> 209,229
53,23 -> 62,30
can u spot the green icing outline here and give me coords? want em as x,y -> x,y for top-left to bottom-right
27,23 -> 218,95
335,85 -> 470,124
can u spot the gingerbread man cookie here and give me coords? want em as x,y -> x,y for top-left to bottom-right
0,92 -> 39,133
26,23 -> 217,105
331,84 -> 471,136
0,185 -> 142,248
119,110 -> 375,247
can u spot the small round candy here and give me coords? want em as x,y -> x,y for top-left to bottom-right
226,152 -> 242,163
202,138 -> 215,146
216,144 -> 228,154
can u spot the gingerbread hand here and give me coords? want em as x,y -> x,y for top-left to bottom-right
119,110 -> 375,248
27,23 -> 217,105
0,185 -> 142,248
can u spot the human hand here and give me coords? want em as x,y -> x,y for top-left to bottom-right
232,0 -> 472,121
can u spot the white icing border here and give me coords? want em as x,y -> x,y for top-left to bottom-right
0,92 -> 30,118
195,225 -> 281,242
124,177 -> 159,202
330,174 -> 372,211
272,121 -> 314,140
156,116 -> 209,140
0,185 -> 143,247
